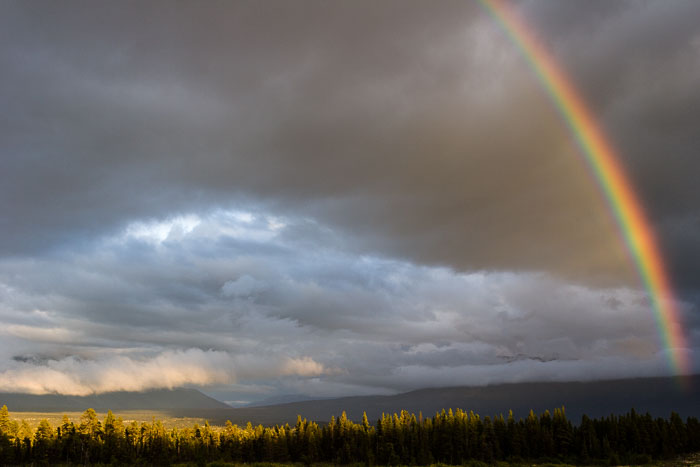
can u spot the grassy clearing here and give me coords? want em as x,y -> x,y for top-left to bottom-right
10,410 -> 207,429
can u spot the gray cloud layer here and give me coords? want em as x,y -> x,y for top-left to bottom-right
0,212 -> 696,397
0,1 -> 698,398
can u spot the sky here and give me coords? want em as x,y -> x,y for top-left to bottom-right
1,0 -> 699,404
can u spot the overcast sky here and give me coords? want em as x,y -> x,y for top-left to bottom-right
1,0 -> 699,403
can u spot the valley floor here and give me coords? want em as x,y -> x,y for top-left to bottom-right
10,410 -> 207,430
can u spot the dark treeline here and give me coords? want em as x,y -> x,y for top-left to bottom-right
1,404 -> 699,465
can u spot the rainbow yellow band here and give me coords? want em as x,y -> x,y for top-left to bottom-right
479,0 -> 690,377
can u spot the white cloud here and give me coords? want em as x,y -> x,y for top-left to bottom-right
124,215 -> 201,244
281,356 -> 325,377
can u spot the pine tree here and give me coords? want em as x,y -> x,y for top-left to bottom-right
33,419 -> 54,461
0,406 -> 10,435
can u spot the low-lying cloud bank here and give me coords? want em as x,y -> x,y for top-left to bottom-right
0,210 -> 695,399
0,348 -> 326,396
0,349 -> 232,395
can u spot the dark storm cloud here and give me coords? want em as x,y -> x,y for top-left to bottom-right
520,0 -> 700,290
0,0 -> 645,280
0,1 -> 699,396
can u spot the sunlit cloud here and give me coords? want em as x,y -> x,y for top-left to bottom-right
0,349 -> 328,396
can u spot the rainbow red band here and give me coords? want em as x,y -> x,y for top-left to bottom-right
479,0 -> 690,377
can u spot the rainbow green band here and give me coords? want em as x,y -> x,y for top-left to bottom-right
479,0 -> 689,378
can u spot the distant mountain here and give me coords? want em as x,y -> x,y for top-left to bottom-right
186,374 -> 700,426
243,394 -> 330,407
3,375 -> 698,427
0,388 -> 230,411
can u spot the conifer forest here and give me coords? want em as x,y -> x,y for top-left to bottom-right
1,404 -> 699,465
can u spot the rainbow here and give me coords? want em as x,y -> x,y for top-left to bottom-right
479,0 -> 690,377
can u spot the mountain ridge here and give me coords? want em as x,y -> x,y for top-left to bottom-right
191,374 -> 700,425
1,375 -> 698,427
0,387 -> 230,411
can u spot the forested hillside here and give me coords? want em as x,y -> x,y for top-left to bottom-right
0,404 -> 698,465
0,388 -> 229,411
193,375 -> 700,426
